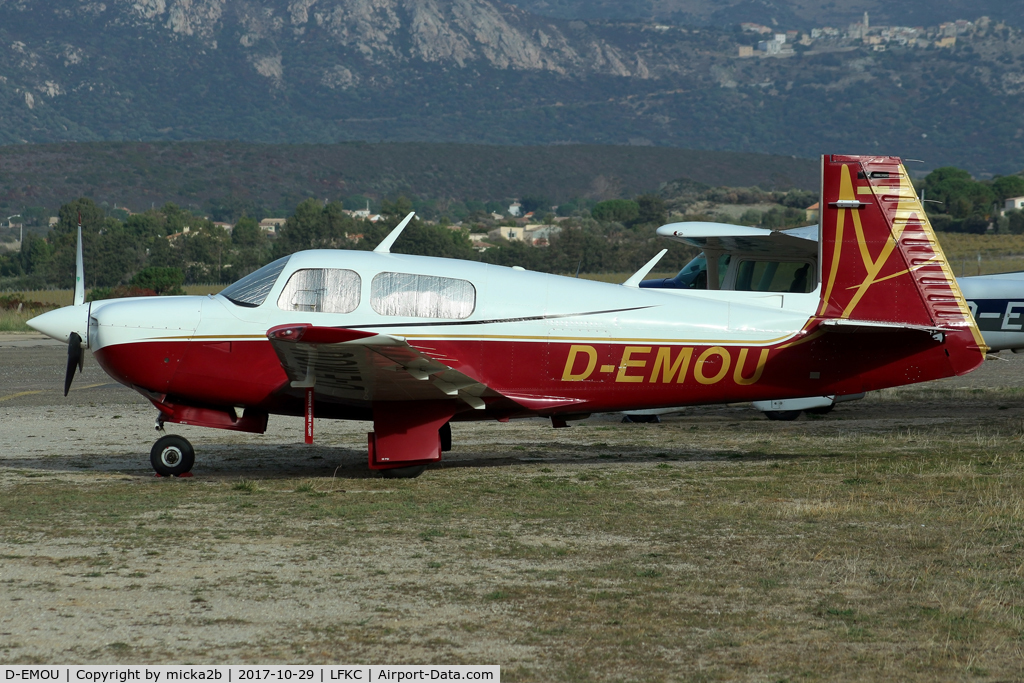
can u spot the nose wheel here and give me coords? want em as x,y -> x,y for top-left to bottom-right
150,434 -> 195,477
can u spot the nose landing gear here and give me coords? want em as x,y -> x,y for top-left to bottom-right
151,434 -> 195,477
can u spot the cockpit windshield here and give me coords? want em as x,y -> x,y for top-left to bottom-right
219,256 -> 291,308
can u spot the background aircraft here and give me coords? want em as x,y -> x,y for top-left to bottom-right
641,222 -> 1022,419
29,155 -> 985,476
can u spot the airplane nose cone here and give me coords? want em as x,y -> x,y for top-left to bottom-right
27,304 -> 90,344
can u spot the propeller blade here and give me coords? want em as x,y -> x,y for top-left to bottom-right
64,332 -> 83,397
74,214 -> 85,306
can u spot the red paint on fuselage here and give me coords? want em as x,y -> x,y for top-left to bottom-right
93,323 -> 978,422
93,339 -> 288,406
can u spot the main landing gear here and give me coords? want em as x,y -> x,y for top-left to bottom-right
378,422 -> 452,479
146,415 -> 456,478
151,434 -> 195,477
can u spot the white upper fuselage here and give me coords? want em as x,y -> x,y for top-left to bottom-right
87,250 -> 820,353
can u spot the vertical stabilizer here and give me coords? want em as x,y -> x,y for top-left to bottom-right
818,156 -> 983,336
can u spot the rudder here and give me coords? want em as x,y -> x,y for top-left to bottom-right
817,155 -> 985,361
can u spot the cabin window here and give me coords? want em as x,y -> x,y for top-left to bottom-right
219,256 -> 290,307
735,260 -> 814,293
277,268 -> 361,313
674,254 -> 730,289
370,272 -> 476,319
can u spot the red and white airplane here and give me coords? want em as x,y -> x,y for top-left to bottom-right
29,155 -> 987,477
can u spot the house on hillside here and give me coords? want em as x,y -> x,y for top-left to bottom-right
490,226 -> 526,242
524,224 -> 561,246
1007,197 -> 1024,212
260,218 -> 286,234
167,226 -> 191,242
213,221 -> 234,234
508,201 -> 522,217
805,202 -> 820,222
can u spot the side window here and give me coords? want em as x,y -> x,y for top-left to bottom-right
735,261 -> 814,293
371,272 -> 476,319
277,268 -> 361,313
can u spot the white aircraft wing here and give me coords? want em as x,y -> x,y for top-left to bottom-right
656,221 -> 818,258
266,324 -> 584,412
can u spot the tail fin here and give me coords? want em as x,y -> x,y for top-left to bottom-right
816,155 -> 985,358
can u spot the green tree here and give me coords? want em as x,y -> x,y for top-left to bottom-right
48,198 -> 145,287
231,216 -> 262,247
634,194 -> 667,226
993,176 -> 1024,203
20,232 -> 52,275
1007,210 -> 1024,235
924,167 -> 995,218
519,196 -> 551,215
130,266 -> 185,295
739,209 -> 762,226
592,199 -> 640,224
276,199 -> 355,253
381,196 -> 413,217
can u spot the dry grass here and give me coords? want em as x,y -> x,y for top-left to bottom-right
0,284 -> 225,307
936,233 -> 1024,276
0,309 -> 35,332
3,408 -> 1024,678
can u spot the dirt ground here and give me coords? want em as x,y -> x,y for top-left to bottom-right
2,333 -> 1024,679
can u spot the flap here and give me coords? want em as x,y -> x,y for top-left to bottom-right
266,324 -> 567,413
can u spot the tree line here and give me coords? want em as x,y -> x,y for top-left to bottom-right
0,196 -> 699,292
2,164 -> 1021,294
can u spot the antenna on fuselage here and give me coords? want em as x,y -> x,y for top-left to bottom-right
622,249 -> 668,288
373,212 -> 416,254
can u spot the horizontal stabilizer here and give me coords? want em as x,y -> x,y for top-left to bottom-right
818,319 -> 944,334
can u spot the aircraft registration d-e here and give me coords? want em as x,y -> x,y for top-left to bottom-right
29,154 -> 987,478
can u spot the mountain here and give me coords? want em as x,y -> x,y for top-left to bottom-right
0,141 -> 819,217
503,0 -> 1024,30
0,0 -> 1022,176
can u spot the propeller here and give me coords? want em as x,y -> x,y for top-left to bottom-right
26,213 -> 91,396
64,331 -> 83,396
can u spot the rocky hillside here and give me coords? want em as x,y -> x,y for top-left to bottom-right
1,0 -> 1023,175
505,0 -> 1024,30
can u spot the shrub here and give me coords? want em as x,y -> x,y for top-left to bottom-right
129,267 -> 185,295
592,199 -> 640,224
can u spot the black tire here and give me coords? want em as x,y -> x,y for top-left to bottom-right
763,410 -> 801,422
440,422 -> 452,452
623,414 -> 661,424
805,405 -> 835,416
381,465 -> 427,479
150,435 -> 195,477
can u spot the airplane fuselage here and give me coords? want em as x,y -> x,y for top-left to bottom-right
80,249 -> 970,427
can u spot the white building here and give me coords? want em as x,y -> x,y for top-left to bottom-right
259,218 -> 287,234
1006,196 -> 1024,212
508,201 -> 522,217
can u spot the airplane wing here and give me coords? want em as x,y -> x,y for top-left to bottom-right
656,222 -> 818,259
265,324 -> 585,413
